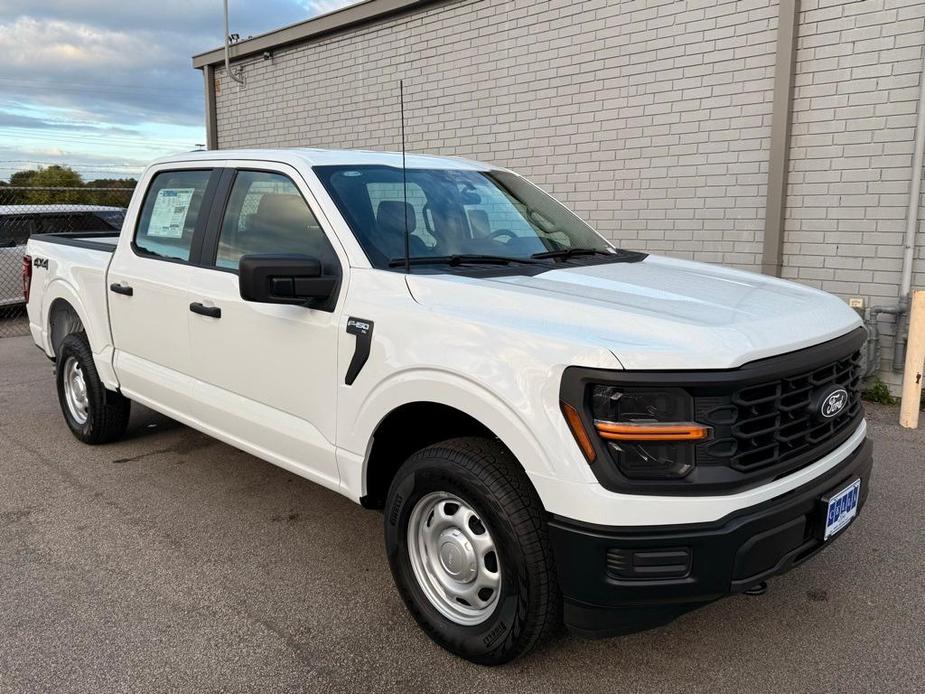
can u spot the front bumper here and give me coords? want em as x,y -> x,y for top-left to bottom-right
548,436 -> 874,638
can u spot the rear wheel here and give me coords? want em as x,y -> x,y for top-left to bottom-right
385,437 -> 560,665
56,333 -> 130,444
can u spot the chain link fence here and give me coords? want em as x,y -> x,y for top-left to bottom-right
0,186 -> 134,338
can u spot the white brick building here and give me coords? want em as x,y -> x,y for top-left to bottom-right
193,0 -> 925,391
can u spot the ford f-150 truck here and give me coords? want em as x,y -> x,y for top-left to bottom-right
24,149 -> 873,664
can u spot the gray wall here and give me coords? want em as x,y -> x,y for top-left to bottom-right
210,0 -> 925,390
782,0 -> 925,388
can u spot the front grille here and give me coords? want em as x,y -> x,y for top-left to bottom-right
696,349 -> 863,475
560,327 -> 868,494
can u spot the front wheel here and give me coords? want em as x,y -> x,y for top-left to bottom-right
385,437 -> 560,665
56,332 -> 131,444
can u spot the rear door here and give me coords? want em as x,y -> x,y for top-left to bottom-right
185,163 -> 346,489
108,165 -> 220,415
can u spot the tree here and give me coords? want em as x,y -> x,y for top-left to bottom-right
0,166 -> 136,207
24,166 -> 85,204
85,178 -> 136,187
0,170 -> 39,203
84,177 -> 137,206
9,169 -> 38,187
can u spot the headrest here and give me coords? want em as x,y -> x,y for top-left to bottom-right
376,200 -> 416,236
467,208 -> 490,236
253,193 -> 312,230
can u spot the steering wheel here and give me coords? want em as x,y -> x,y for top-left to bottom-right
488,229 -> 515,243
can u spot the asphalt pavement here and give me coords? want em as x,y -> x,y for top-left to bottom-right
0,335 -> 922,693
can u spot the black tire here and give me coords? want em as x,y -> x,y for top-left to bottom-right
55,332 -> 131,444
385,437 -> 560,665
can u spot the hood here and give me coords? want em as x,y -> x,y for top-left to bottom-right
406,255 -> 863,370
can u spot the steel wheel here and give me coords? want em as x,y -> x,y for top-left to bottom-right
62,356 -> 89,425
406,491 -> 501,626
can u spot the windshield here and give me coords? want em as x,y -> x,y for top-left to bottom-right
313,165 -> 614,268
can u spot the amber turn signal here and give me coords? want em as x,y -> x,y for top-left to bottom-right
594,421 -> 710,442
560,401 -> 597,463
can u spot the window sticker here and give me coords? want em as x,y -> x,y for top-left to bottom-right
147,188 -> 194,238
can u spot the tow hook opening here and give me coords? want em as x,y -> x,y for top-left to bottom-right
744,580 -> 768,596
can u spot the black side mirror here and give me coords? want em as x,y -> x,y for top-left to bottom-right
239,253 -> 338,308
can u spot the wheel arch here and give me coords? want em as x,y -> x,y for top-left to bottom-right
361,401 -> 498,508
47,296 -> 85,358
41,280 -> 119,390
354,372 -> 558,509
41,280 -> 100,356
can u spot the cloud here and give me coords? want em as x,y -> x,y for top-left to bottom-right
0,2 -> 363,125
0,0 -> 359,180
0,1 -> 331,39
0,142 -> 156,179
0,17 -> 208,127
0,109 -> 141,137
299,0 -> 360,16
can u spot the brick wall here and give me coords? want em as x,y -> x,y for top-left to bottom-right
784,0 -> 925,387
214,0 -> 779,269
211,0 -> 925,389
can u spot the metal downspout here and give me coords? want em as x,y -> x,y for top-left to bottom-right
223,0 -> 245,86
893,44 -> 925,370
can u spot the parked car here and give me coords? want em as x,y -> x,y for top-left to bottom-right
0,205 -> 124,307
23,150 -> 872,664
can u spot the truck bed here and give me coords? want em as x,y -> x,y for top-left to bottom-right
26,232 -> 119,366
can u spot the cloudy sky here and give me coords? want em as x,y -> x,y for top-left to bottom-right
0,0 -> 356,181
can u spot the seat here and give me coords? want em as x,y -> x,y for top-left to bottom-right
376,200 -> 427,259
467,208 -> 491,237
248,194 -> 315,253
234,193 -> 336,271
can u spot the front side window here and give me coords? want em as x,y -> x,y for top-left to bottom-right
313,165 -> 613,268
215,170 -> 338,273
135,169 -> 211,262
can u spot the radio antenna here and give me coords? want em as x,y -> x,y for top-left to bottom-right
400,80 -> 411,274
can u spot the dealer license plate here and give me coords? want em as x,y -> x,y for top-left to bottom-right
823,479 -> 861,541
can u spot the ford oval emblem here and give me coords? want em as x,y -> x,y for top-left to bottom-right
820,388 -> 848,419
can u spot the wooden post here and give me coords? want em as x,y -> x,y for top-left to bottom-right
900,289 -> 925,428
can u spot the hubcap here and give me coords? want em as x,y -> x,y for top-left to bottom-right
62,356 -> 89,425
407,492 -> 501,626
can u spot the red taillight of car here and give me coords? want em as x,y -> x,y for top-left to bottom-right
22,255 -> 32,303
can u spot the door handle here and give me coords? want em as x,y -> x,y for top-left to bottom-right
189,302 -> 221,319
109,283 -> 133,296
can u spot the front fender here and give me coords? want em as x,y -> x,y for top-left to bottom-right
336,366 -> 599,504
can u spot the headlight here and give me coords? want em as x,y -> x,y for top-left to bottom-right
589,386 -> 709,480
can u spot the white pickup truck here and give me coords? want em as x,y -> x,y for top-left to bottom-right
24,149 -> 873,664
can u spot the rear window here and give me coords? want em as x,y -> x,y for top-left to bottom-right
0,216 -> 35,247
134,170 -> 212,262
0,208 -> 124,247
91,210 -> 125,230
34,212 -> 123,234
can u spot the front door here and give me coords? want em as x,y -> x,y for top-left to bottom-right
185,165 -> 345,489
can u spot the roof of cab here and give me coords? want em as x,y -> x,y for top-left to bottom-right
149,148 -> 497,172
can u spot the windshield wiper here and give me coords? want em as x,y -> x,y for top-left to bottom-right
530,248 -> 613,260
388,254 -> 540,268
